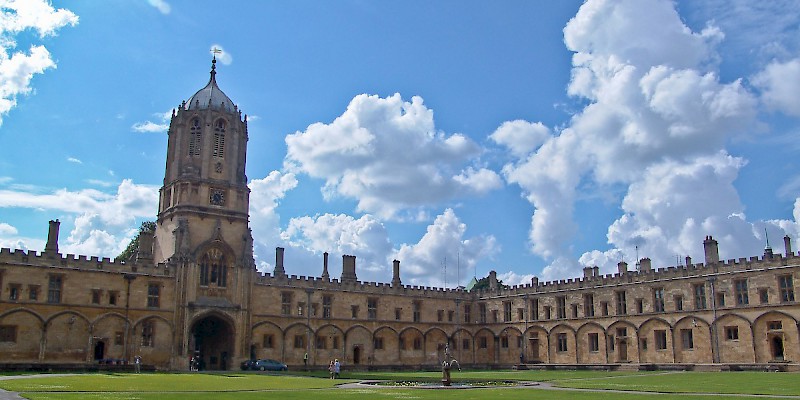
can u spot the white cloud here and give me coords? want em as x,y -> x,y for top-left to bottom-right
210,44 -> 232,65
0,222 -> 17,235
753,58 -> 800,117
285,93 -> 501,220
67,157 -> 82,164
490,120 -> 552,157
0,0 -> 78,126
132,110 -> 171,133
147,0 -> 170,15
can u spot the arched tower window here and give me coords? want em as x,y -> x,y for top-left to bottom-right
213,119 -> 226,158
199,247 -> 227,288
189,118 -> 202,156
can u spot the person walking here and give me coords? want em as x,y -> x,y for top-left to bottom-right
334,358 -> 340,378
134,355 -> 142,373
303,352 -> 308,368
328,360 -> 335,379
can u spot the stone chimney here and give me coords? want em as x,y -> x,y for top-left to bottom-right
274,247 -> 286,277
341,255 -> 357,283
391,259 -> 402,287
703,236 -> 719,265
44,219 -> 60,255
531,276 -> 539,286
582,267 -> 592,279
785,235 -> 793,257
592,266 -> 599,277
489,270 -> 498,292
136,229 -> 154,264
617,261 -> 628,275
638,257 -> 652,272
321,252 -> 330,281
685,255 -> 692,267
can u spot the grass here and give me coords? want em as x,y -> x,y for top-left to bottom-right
0,370 -> 797,400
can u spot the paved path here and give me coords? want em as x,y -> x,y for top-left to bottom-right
0,374 -> 79,400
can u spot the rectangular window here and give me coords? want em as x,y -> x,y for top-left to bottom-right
616,327 -> 627,338
298,302 -> 305,316
517,307 -> 524,321
281,292 -> 292,316
734,279 -> 749,305
323,295 -> 332,319
601,301 -> 609,316
47,275 -> 62,304
655,330 -> 667,350
556,296 -> 566,319
479,337 -> 487,349
503,301 -> 512,322
462,338 -> 470,350
9,284 -> 19,301
641,338 -> 648,351
500,336 -> 509,348
114,331 -> 123,346
779,275 -> 795,302
716,292 -> 726,307
616,291 -> 627,315
491,310 -> 498,323
28,285 -> 39,301
674,295 -> 684,311
294,335 -> 305,349
681,329 -> 694,349
588,333 -> 599,352
141,320 -> 155,347
584,293 -> 595,317
351,305 -> 359,319
311,303 -> 318,317
464,304 -> 471,323
146,284 -> 160,308
395,308 -> 402,321
374,337 -> 384,350
413,337 -> 422,350
759,288 -> 769,304
332,336 -> 340,349
316,336 -> 327,349
653,288 -> 665,312
479,303 -> 487,323
368,298 -> 378,320
636,298 -> 644,314
0,325 -> 17,343
571,303 -> 578,318
531,298 -> 539,320
448,310 -> 454,322
437,309 -> 444,322
91,289 -> 101,304
109,291 -> 118,306
544,306 -> 552,320
557,333 -> 568,352
724,326 -> 739,341
694,283 -> 707,310
263,334 -> 274,348
768,321 -> 783,330
412,300 -> 421,322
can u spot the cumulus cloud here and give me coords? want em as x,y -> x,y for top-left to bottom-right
0,179 -> 158,257
286,93 -> 502,220
496,0 -> 768,280
753,58 -> 800,117
132,110 -> 171,133
147,0 -> 170,15
0,0 -> 78,126
489,120 -> 552,157
248,170 -> 298,270
67,157 -> 82,164
0,222 -> 17,235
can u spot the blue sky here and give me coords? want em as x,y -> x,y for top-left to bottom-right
0,0 -> 799,287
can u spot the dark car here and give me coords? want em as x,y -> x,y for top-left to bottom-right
243,359 -> 287,371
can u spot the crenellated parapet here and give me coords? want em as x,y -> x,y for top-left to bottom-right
0,247 -> 174,277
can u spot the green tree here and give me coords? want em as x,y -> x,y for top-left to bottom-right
472,274 -> 506,291
116,221 -> 156,262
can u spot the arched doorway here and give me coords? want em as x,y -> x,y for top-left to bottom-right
353,345 -> 361,365
190,314 -> 234,370
771,336 -> 785,361
94,341 -> 105,361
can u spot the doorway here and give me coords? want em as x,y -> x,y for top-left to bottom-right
93,341 -> 105,361
771,336 -> 785,361
190,314 -> 234,370
353,345 -> 361,365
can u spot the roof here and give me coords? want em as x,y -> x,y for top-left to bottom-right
186,57 -> 236,113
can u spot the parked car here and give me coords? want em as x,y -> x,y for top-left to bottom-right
242,359 -> 288,371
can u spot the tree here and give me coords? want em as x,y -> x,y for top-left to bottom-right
472,274 -> 506,291
116,221 -> 156,262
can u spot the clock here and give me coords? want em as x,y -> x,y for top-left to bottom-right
210,189 -> 225,206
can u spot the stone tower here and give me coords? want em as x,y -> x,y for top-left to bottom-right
152,56 -> 255,370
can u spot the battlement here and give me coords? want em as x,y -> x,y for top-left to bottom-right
0,247 -> 173,277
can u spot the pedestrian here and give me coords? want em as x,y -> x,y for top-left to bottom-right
134,355 -> 142,373
328,360 -> 335,379
303,351 -> 308,367
334,358 -> 340,378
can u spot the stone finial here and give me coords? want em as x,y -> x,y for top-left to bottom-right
45,219 -> 60,255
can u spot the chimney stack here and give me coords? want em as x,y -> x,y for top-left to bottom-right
392,259 -> 401,287
136,229 -> 154,264
489,270 -> 498,292
617,261 -> 628,275
638,257 -> 652,272
341,255 -> 357,283
703,236 -> 719,265
583,267 -> 592,278
321,252 -> 330,281
45,219 -> 60,255
685,255 -> 692,267
592,266 -> 599,277
785,235 -> 793,257
274,247 -> 286,277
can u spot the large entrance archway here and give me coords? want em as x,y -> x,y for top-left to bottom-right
190,314 -> 235,371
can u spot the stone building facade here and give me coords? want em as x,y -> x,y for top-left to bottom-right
0,60 -> 798,370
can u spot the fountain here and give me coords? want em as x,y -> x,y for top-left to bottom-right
441,343 -> 461,386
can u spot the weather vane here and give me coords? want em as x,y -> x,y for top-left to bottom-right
211,47 -> 222,59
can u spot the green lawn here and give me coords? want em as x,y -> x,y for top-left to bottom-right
0,370 -> 797,400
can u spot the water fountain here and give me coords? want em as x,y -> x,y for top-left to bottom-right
440,343 -> 461,386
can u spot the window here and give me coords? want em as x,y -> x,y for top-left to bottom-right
109,291 -> 118,306
694,283 -> 707,310
374,337 -> 384,350
316,336 -> 326,349
351,305 -> 359,319
584,293 -> 595,317
141,319 -> 155,347
641,338 -> 648,350
323,295 -> 332,319
91,289 -> 101,304
531,298 -> 539,320
616,291 -> 627,315
311,303 -> 318,317
636,298 -> 643,314
332,336 -> 340,349
479,336 -> 488,349
437,309 -> 444,322
716,292 -> 726,307
544,306 -> 552,320
588,333 -> 599,352
501,336 -> 509,348
734,279 -> 749,305
0,325 -> 17,343
759,288 -> 769,304
213,119 -> 225,158
779,275 -> 795,302
448,310 -> 454,322
188,118 -> 202,156
725,326 -> 739,341
491,310 -> 498,323
294,335 -> 305,349
479,303 -> 487,323
298,302 -> 305,316
557,333 -> 568,352
200,248 -> 227,287
114,331 -> 124,346
556,296 -> 566,319
281,292 -> 292,316
28,285 -> 39,301
681,329 -> 693,349
571,303 -> 579,318
368,298 -> 378,320
413,337 -> 422,350
47,275 -> 62,304
395,308 -> 402,321
674,295 -> 684,311
608,335 -> 615,351
9,284 -> 19,301
768,321 -> 783,330
263,334 -> 274,348
412,301 -> 421,322
503,301 -> 512,322
601,301 -> 609,316
517,307 -> 524,321
654,330 -> 667,350
464,304 -> 471,323
146,284 -> 160,308
462,338 -> 470,350
653,288 -> 665,312
399,338 -> 405,349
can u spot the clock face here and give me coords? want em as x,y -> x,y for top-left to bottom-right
210,189 -> 225,206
